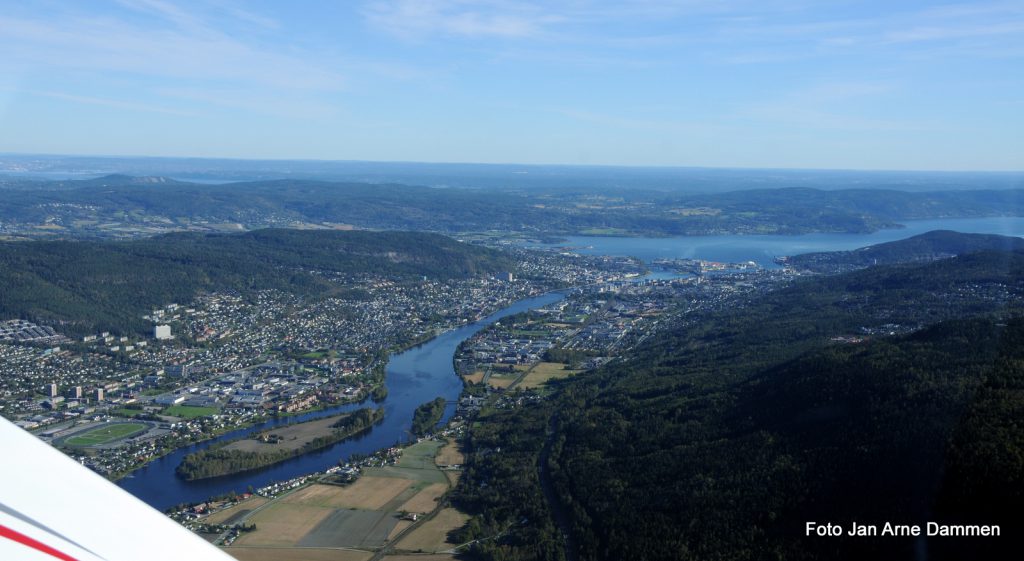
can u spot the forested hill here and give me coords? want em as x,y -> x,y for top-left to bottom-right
786,230 -> 1024,272
5,174 -> 1024,238
0,229 -> 513,335
455,251 -> 1024,561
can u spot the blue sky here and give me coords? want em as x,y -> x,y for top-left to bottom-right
0,1 -> 1021,170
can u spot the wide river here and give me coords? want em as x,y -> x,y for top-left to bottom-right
120,217 -> 1024,510
120,291 -> 566,510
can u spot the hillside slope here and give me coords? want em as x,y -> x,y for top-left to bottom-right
786,230 -> 1024,272
453,248 -> 1024,561
0,229 -> 513,335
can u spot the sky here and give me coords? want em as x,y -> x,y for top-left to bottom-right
0,1 -> 1022,171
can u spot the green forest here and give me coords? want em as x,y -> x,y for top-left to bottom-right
0,229 -> 513,335
454,249 -> 1024,561
786,229 -> 1024,273
411,397 -> 447,436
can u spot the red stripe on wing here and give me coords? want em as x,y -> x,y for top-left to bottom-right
0,524 -> 82,561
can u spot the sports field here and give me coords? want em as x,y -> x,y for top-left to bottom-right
486,373 -> 517,389
64,422 -> 149,447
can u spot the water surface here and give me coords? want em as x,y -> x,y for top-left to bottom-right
119,291 -> 565,510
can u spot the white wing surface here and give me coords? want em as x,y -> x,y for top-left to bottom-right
0,417 -> 236,561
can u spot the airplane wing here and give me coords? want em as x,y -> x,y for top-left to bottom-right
0,416 -> 236,561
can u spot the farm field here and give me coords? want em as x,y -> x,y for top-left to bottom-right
517,362 -> 580,389
282,479 -> 413,511
63,422 -> 149,447
388,520 -> 413,540
384,555 -> 457,561
360,440 -> 448,482
163,404 -> 219,418
394,508 -> 469,553
232,503 -> 334,547
298,509 -> 398,548
444,471 -> 461,487
435,439 -> 464,466
204,496 -> 268,525
225,547 -> 371,561
396,440 -> 444,470
397,483 -> 448,514
224,439 -> 468,556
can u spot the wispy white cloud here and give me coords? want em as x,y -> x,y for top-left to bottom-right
114,0 -> 210,31
360,0 -> 786,42
734,80 -> 936,133
0,5 -> 344,92
491,48 -> 664,69
1,86 -> 198,117
153,86 -> 341,120
885,21 -> 1024,43
916,1 -> 1024,20
555,107 -> 732,135
363,0 -> 565,39
707,1 -> 1024,62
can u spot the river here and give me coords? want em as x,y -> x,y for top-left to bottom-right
120,217 -> 1024,510
119,291 -> 566,510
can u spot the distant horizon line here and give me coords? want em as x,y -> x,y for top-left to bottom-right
1,151 -> 1022,176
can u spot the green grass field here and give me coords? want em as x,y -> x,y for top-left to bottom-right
163,404 -> 219,418
517,362 -> 581,390
65,422 -> 149,447
578,227 -> 630,235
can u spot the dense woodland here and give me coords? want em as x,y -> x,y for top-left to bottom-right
452,401 -> 567,561
0,229 -> 513,336
787,230 -> 1024,273
411,397 -> 447,436
455,245 -> 1024,561
176,407 -> 383,480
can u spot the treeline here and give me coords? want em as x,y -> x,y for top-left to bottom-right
176,407 -> 384,480
452,248 -> 1024,560
411,397 -> 447,436
0,229 -> 513,336
331,407 -> 383,432
450,399 -> 566,561
542,348 -> 601,368
787,230 -> 1024,273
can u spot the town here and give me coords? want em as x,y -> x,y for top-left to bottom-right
0,246 -> 661,478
